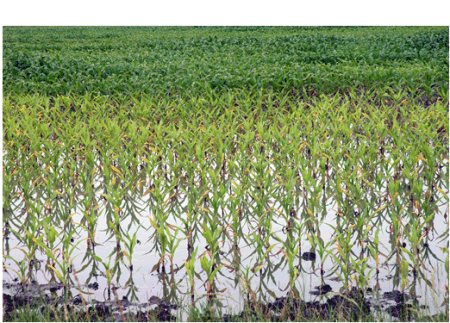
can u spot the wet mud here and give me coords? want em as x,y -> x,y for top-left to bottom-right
3,281 -> 177,322
3,280 -> 426,322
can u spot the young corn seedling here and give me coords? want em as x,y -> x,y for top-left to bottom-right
278,233 -> 304,294
33,222 -> 86,305
148,214 -> 174,276
118,225 -> 141,272
199,206 -> 225,304
306,223 -> 338,286
200,250 -> 224,305
3,250 -> 33,294
331,222 -> 357,292
103,180 -> 131,252
90,252 -> 121,300
80,186 -> 100,251
239,263 -> 258,311
7,205 -> 45,288
185,246 -> 199,306
403,211 -> 435,277
165,225 -> 184,277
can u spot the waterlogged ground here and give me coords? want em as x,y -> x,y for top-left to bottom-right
3,90 -> 449,321
3,188 -> 448,319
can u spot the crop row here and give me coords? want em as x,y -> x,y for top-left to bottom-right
3,92 -> 448,303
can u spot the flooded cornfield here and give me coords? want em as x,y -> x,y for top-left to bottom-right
3,90 -> 449,321
2,26 -> 449,321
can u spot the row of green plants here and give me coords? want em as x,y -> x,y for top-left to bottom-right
3,27 -> 448,96
3,90 -> 448,316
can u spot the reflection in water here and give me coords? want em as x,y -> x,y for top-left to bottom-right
3,104 -> 449,319
3,160 -> 447,319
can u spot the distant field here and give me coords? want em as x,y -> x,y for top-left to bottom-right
3,26 -> 449,96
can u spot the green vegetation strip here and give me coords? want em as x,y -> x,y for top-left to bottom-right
3,26 -> 449,96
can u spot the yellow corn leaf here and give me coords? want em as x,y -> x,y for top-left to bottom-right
134,180 -> 146,190
196,190 -> 210,205
167,224 -> 178,231
372,205 -> 387,215
12,191 -> 22,199
361,178 -> 372,185
417,230 -> 428,244
436,187 -> 448,198
196,205 -> 210,213
417,155 -> 428,164
163,193 -> 177,206
410,167 -> 419,175
273,208 -> 284,215
110,165 -> 122,176
47,265 -> 63,281
306,208 -> 314,217
388,193 -> 394,204
31,176 -> 42,187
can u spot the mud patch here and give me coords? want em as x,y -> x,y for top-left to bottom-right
2,281 -> 178,322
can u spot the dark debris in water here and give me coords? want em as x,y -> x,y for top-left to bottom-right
230,288 -> 371,321
310,284 -> 332,295
87,282 -> 99,290
301,252 -> 316,261
379,290 -> 418,321
385,303 -> 415,320
148,296 -> 177,310
383,290 -> 410,303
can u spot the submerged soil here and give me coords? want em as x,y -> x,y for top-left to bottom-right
3,280 -> 429,322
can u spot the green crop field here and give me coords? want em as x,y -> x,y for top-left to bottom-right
2,26 -> 449,322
